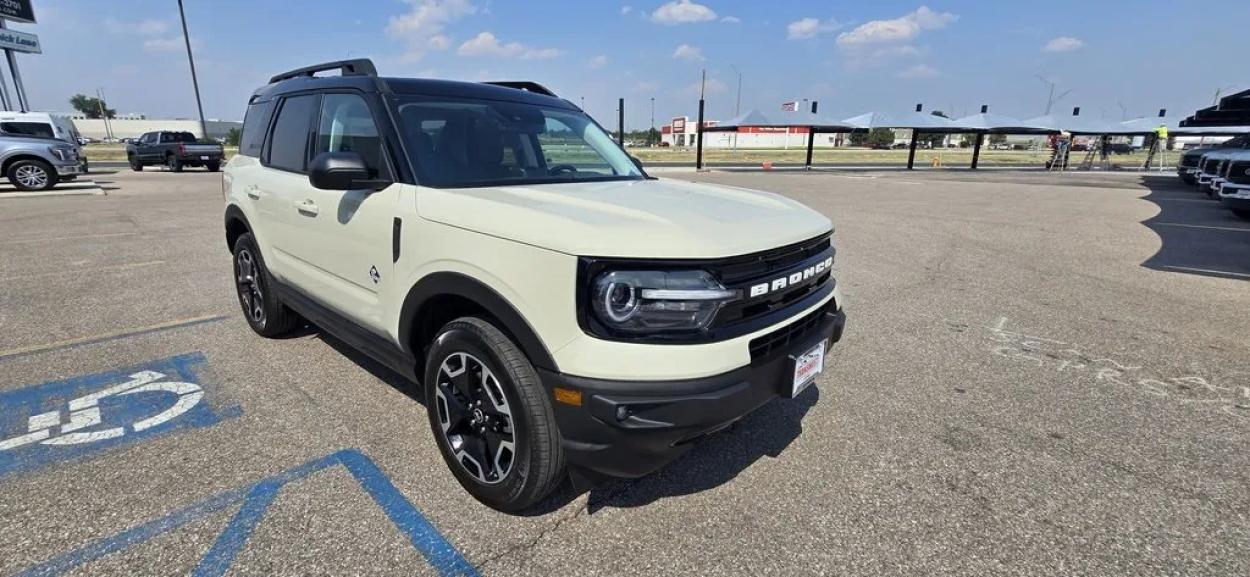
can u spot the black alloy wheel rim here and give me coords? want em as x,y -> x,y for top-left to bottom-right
235,248 -> 265,325
435,352 -> 516,485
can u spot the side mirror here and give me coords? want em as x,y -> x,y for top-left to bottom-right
308,151 -> 389,190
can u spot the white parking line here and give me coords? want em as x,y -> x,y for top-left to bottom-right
1,231 -> 139,245
1154,222 -> 1250,233
1161,265 -> 1250,279
0,314 -> 226,361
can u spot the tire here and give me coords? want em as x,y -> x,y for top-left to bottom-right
423,317 -> 565,512
1180,175 -> 1195,185
166,155 -> 183,172
231,233 -> 301,337
206,161 -> 220,172
1232,209 -> 1250,220
129,156 -> 143,171
7,159 -> 58,191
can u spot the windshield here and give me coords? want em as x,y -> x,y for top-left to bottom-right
392,96 -> 643,188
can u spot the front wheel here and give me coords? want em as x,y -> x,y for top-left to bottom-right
129,156 -> 143,171
231,233 -> 301,337
424,317 -> 565,512
7,159 -> 58,191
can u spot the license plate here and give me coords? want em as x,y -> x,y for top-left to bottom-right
200,156 -> 210,160
790,340 -> 825,397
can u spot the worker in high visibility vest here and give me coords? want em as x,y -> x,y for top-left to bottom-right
1153,125 -> 1169,170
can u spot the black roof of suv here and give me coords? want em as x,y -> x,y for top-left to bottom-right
250,59 -> 575,111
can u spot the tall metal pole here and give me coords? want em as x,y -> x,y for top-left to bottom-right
97,88 -> 114,140
0,19 -> 28,111
729,64 -> 741,150
617,98 -> 624,147
649,97 -> 655,146
695,69 -> 705,171
178,0 -> 208,139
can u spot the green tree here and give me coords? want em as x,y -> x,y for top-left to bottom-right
69,94 -> 116,119
225,127 -> 242,147
867,127 -> 894,147
989,133 -> 1008,145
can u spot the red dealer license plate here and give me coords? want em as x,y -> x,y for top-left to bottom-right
789,340 -> 825,398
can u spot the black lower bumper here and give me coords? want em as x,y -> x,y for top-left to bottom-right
543,303 -> 846,478
1221,195 -> 1250,210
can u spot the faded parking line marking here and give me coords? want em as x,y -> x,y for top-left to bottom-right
1160,265 -> 1250,280
1153,222 -> 1250,233
12,449 -> 479,577
0,314 -> 228,362
1,231 -> 139,245
0,259 -> 165,282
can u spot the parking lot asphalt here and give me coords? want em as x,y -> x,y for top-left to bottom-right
1,167 -> 1248,576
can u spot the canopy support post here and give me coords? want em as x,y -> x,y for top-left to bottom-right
695,98 -> 705,171
907,131 -> 919,170
805,129 -> 815,170
970,133 -> 984,169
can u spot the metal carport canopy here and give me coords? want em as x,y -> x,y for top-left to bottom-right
697,110 -> 859,170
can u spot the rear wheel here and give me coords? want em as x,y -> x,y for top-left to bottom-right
7,159 -> 58,191
166,155 -> 183,172
205,161 -> 220,172
423,317 -> 565,512
231,233 -> 301,337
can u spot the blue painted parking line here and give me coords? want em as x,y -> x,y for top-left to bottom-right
0,352 -> 239,478
13,449 -> 480,577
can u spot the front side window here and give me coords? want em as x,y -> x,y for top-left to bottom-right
392,96 -> 642,188
266,94 -> 318,173
315,93 -> 386,178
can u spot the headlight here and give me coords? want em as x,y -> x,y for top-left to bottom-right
591,270 -> 738,334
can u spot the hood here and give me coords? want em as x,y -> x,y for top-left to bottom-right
417,178 -> 832,258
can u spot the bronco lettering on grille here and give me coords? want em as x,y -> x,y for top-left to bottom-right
748,256 -> 833,298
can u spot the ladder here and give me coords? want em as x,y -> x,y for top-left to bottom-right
1048,140 -> 1071,171
1141,134 -> 1166,171
1078,136 -> 1111,170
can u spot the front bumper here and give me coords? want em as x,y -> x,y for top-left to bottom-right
543,303 -> 846,478
1219,183 -> 1250,209
55,163 -> 83,176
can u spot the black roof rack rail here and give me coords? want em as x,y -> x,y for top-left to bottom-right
269,59 -> 377,85
483,81 -> 557,97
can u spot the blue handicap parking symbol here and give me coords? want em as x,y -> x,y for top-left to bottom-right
14,449 -> 480,577
0,352 -> 239,478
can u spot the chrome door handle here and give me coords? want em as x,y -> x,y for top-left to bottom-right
295,199 -> 319,216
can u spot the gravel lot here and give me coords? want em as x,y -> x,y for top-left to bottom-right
1,167 -> 1247,576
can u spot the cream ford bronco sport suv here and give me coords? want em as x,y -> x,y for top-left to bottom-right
223,60 -> 846,511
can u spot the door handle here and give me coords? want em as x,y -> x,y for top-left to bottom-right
295,199 -> 319,216
245,186 -> 261,200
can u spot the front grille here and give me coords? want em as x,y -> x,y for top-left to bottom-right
748,301 -> 831,361
1226,161 -> 1250,185
716,234 -> 831,285
711,241 -> 834,328
1180,153 -> 1202,168
1202,158 -> 1221,173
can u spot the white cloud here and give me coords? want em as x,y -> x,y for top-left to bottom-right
787,17 -> 840,40
897,63 -> 940,78
387,0 -> 478,61
457,32 -> 562,59
651,0 -> 717,25
621,5 -> 633,15
142,37 -> 186,53
721,16 -> 741,24
672,43 -> 704,62
105,18 -> 169,36
1042,36 -> 1084,53
588,54 -> 609,68
836,6 -> 956,46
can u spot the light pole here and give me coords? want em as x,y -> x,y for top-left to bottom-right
728,64 -> 742,150
1036,75 -> 1072,116
178,0 -> 208,140
649,97 -> 655,146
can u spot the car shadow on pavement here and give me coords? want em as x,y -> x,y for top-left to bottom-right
575,386 -> 820,514
311,326 -> 425,404
1137,175 -> 1250,280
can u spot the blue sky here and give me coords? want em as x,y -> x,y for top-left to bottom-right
11,0 -> 1247,128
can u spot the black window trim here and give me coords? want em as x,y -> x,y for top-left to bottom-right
239,97 -> 275,158
312,88 -> 396,182
262,91 -> 322,175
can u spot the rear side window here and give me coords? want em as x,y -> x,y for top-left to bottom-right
266,94 -> 318,172
1,122 -> 54,138
240,100 -> 274,157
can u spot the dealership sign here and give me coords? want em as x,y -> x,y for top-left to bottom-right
0,0 -> 35,24
0,28 -> 38,53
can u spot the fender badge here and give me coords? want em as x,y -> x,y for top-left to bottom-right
369,266 -> 380,284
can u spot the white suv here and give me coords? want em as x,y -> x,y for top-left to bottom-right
223,60 -> 846,511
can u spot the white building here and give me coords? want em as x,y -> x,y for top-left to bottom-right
54,112 -> 242,140
661,116 -> 846,148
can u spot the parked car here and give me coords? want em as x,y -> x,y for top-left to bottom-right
0,133 -> 84,191
126,131 -> 224,172
1177,135 -> 1248,185
0,111 -> 88,175
1216,150 -> 1250,219
1195,149 -> 1243,197
223,59 -> 846,511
